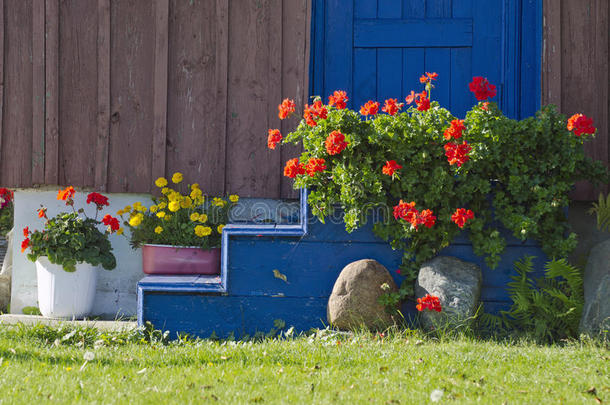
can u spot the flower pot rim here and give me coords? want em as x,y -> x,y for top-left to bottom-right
142,243 -> 220,250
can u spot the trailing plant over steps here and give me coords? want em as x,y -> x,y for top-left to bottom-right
269,74 -> 608,299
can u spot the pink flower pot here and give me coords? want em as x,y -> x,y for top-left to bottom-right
142,244 -> 220,275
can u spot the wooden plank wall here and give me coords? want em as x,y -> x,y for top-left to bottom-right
543,0 -> 609,200
0,0 -> 309,198
0,1 -> 606,200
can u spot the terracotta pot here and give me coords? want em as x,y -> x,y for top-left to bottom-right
141,244 -> 221,275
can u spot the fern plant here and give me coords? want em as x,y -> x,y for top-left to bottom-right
478,256 -> 584,342
588,192 -> 610,232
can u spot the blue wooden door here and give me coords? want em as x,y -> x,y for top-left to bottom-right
311,0 -> 541,119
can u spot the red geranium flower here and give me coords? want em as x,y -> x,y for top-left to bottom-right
415,91 -> 430,111
23,226 -> 29,237
443,119 -> 466,140
405,90 -> 417,105
360,100 -> 380,116
419,72 -> 438,84
57,186 -> 75,202
382,160 -> 402,176
102,214 -> 120,232
567,114 -> 595,136
37,208 -> 47,219
305,158 -> 326,177
469,76 -> 496,101
416,294 -> 442,312
303,100 -> 328,127
21,238 -> 30,253
328,90 -> 348,109
267,129 -> 283,150
418,209 -> 436,229
451,208 -> 475,228
325,131 -> 348,155
381,99 -> 403,116
283,158 -> 306,178
444,141 -> 472,167
278,98 -> 296,120
86,192 -> 109,209
0,188 -> 13,209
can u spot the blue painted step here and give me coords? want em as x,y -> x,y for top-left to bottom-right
138,190 -> 547,338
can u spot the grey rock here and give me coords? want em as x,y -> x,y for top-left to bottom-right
415,256 -> 482,329
327,259 -> 397,330
580,239 -> 610,335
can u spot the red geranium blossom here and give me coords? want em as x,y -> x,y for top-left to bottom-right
419,72 -> 438,84
102,214 -> 120,232
381,98 -> 403,116
267,129 -> 283,150
416,294 -> 442,312
406,91 -> 430,111
469,76 -> 496,100
57,186 -> 75,204
451,208 -> 475,228
443,119 -> 466,140
86,192 -> 109,209
37,208 -> 47,219
303,100 -> 328,127
21,238 -> 30,253
325,130 -> 348,155
444,141 -> 472,167
382,160 -> 402,176
278,98 -> 296,120
23,226 -> 29,237
328,90 -> 348,109
415,91 -> 430,111
360,100 -> 380,116
418,209 -> 436,229
283,158 -> 306,178
567,114 -> 596,136
305,158 -> 326,177
0,188 -> 13,209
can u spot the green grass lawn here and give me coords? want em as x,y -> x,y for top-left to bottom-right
0,324 -> 607,404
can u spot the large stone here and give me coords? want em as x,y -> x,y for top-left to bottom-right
580,239 -> 610,335
415,256 -> 482,329
327,259 -> 397,330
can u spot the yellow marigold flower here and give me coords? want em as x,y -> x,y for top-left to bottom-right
229,194 -> 239,203
172,172 -> 183,184
190,212 -> 200,222
116,209 -> 125,216
191,183 -> 200,190
158,202 -> 167,209
195,225 -> 212,237
165,214 -> 172,221
156,211 -> 166,218
190,188 -> 202,200
129,214 -> 143,227
117,228 -> 124,235
217,224 -> 225,234
124,205 -> 132,212
198,213 -> 208,223
161,187 -> 170,195
168,201 -> 180,212
180,196 -> 193,209
154,226 -> 163,234
212,197 -> 226,207
149,205 -> 158,213
155,177 -> 168,188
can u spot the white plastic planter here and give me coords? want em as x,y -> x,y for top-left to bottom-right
35,257 -> 98,319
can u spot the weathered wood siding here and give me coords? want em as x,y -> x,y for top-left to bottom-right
0,0 -> 606,200
543,0 -> 609,200
0,0 -> 309,198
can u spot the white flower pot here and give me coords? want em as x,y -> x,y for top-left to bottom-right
35,257 -> 98,319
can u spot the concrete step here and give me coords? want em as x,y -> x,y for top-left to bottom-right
0,314 -> 137,332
